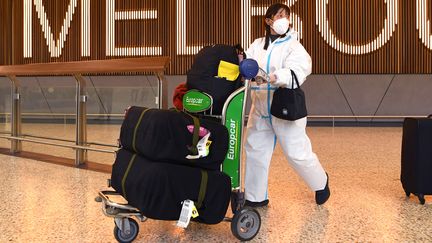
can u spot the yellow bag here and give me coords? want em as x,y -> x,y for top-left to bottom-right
217,60 -> 239,81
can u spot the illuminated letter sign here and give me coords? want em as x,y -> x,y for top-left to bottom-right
176,0 -> 203,55
416,0 -> 432,50
24,0 -> 90,58
81,0 -> 90,56
105,0 -> 161,56
316,0 -> 398,55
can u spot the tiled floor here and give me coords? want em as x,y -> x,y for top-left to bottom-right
1,126 -> 432,242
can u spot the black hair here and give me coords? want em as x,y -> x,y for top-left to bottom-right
263,3 -> 290,50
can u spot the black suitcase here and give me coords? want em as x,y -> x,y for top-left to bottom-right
111,149 -> 232,224
119,106 -> 228,171
401,115 -> 432,204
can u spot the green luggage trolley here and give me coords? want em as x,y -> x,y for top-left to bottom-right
96,59 -> 262,242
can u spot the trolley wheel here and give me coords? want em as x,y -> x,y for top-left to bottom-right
113,218 -> 139,243
231,208 -> 261,241
94,196 -> 102,202
417,194 -> 425,205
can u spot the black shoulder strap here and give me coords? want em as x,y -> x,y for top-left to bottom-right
132,108 -> 150,153
121,153 -> 137,200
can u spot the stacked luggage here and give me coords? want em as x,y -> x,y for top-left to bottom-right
111,106 -> 232,224
173,44 -> 243,114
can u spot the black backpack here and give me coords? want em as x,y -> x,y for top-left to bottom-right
186,44 -> 243,114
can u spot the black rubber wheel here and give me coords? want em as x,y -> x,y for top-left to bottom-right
418,194 -> 425,205
94,196 -> 102,202
113,218 -> 139,243
231,208 -> 261,241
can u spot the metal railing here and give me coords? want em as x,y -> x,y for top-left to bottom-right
1,112 -> 426,157
0,57 -> 170,166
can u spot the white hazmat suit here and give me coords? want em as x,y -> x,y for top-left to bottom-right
244,30 -> 327,203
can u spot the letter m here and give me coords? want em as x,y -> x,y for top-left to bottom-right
23,0 -> 90,58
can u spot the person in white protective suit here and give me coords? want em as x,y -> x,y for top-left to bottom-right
244,3 -> 330,207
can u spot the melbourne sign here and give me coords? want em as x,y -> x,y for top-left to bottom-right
13,0 -> 432,73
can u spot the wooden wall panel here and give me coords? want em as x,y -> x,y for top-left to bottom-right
0,1 -> 5,65
0,1 -> 12,65
2,0 -> 432,74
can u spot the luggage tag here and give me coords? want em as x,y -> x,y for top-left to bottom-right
186,132 -> 212,159
176,200 -> 199,228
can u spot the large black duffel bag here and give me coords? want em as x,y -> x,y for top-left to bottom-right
111,149 -> 231,224
119,106 -> 228,171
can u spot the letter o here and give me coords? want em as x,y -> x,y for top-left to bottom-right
316,0 -> 398,55
416,0 -> 432,50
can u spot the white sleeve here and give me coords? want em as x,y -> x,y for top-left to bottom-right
245,38 -> 261,60
272,41 -> 312,88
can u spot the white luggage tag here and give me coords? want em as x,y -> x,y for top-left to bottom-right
186,132 -> 212,159
176,199 -> 199,228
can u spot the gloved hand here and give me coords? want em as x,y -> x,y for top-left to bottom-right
269,70 -> 292,88
269,73 -> 277,84
254,68 -> 270,85
254,76 -> 266,85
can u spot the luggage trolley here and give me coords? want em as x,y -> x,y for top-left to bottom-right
96,59 -> 263,242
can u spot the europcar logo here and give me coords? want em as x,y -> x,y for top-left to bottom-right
182,91 -> 212,113
185,97 -> 204,106
227,118 -> 238,160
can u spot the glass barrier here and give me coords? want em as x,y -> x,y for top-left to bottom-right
0,77 -> 11,149
85,75 -> 159,164
0,75 -> 159,165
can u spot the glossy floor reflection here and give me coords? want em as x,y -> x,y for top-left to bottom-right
1,126 -> 432,242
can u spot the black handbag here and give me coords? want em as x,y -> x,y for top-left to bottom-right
270,70 -> 307,121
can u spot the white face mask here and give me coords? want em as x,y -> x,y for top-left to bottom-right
271,17 -> 289,35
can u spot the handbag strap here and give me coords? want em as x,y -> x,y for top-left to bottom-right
291,70 -> 301,89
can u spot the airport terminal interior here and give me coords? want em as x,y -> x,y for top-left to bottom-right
2,125 -> 432,242
1,0 -> 432,242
